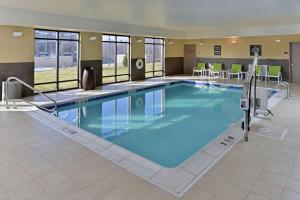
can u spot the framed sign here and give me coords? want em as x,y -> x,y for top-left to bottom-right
250,45 -> 262,56
214,45 -> 222,56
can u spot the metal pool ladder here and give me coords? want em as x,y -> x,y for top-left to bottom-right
269,81 -> 290,99
5,77 -> 57,113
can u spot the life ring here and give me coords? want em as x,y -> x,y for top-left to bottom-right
136,58 -> 144,70
135,97 -> 144,108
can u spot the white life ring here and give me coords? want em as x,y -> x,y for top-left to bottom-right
136,58 -> 144,70
135,97 -> 144,108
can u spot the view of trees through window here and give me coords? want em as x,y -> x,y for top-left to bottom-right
102,35 -> 130,84
145,38 -> 164,78
34,30 -> 79,92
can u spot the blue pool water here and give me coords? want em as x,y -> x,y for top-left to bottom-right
56,82 -> 243,168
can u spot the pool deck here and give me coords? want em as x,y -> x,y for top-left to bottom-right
0,76 -> 300,200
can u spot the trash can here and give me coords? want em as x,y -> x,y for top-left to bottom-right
2,81 -> 22,102
81,67 -> 96,90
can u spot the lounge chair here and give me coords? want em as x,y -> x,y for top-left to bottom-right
210,63 -> 222,77
193,63 -> 206,76
211,63 -> 227,78
229,64 -> 242,79
266,65 -> 282,84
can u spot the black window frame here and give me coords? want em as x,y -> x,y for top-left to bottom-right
145,38 -> 165,78
34,29 -> 80,92
102,34 -> 131,85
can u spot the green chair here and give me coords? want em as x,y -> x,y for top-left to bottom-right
193,63 -> 206,76
266,65 -> 282,84
229,64 -> 242,79
256,65 -> 262,81
211,63 -> 223,77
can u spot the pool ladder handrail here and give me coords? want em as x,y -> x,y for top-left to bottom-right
269,81 -> 290,99
5,77 -> 57,113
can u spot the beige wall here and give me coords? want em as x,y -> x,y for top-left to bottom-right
0,26 -> 34,63
131,36 -> 145,59
184,35 -> 300,59
80,32 -> 102,61
165,39 -> 184,57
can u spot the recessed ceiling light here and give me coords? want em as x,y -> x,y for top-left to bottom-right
276,39 -> 281,43
231,40 -> 237,44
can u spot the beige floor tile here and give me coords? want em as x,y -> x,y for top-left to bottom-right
259,169 -> 288,187
0,164 -> 25,180
196,174 -> 224,194
0,187 -> 10,200
81,153 -> 108,168
208,195 -> 225,200
24,192 -> 53,200
20,155 -> 48,170
59,161 -> 90,178
234,162 -> 264,180
206,165 -> 234,181
151,167 -> 195,193
36,171 -> 69,190
181,187 -> 213,200
251,180 -> 283,200
281,189 -> 300,200
286,178 -> 300,194
28,162 -> 58,179
264,161 -> 292,176
0,171 -> 33,190
139,187 -> 174,200
246,193 -> 270,200
214,181 -> 249,200
84,178 -> 117,199
46,180 -> 81,200
71,167 -> 107,187
290,167 -> 300,180
101,188 -> 137,200
63,190 -> 95,200
226,172 -> 257,190
125,180 -> 153,199
7,181 -> 44,200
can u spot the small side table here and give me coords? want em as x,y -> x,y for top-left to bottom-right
239,72 -> 246,80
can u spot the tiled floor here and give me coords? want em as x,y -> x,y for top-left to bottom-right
0,76 -> 299,200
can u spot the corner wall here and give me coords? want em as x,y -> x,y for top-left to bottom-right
131,36 -> 145,81
80,32 -> 102,86
165,39 -> 184,76
0,26 -> 34,98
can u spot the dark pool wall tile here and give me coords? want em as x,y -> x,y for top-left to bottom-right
165,57 -> 184,76
131,58 -> 145,81
197,57 -> 290,81
0,62 -> 34,99
80,60 -> 102,87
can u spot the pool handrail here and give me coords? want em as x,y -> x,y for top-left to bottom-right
5,76 -> 57,113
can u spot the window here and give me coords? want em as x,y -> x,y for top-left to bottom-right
145,38 -> 164,78
34,30 -> 79,92
102,35 -> 130,84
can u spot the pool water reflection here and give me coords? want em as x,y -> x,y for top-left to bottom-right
56,83 -> 243,167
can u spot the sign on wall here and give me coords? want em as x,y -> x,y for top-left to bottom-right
250,45 -> 262,56
214,45 -> 222,56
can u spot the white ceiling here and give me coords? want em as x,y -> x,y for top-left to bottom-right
1,0 -> 300,38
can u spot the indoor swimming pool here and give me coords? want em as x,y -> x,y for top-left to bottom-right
55,82 -> 243,168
